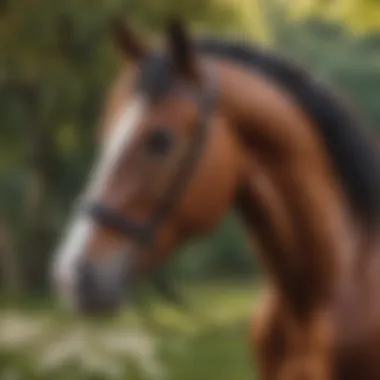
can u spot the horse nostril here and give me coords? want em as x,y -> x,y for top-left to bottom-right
75,259 -> 123,314
76,261 -> 98,305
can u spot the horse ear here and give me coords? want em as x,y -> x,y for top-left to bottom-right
166,18 -> 199,80
110,18 -> 149,62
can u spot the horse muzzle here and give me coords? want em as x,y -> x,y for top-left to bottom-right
54,251 -> 135,316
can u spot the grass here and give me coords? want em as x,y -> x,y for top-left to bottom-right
0,281 -> 263,380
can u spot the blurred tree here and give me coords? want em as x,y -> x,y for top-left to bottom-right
217,0 -> 273,44
277,0 -> 380,35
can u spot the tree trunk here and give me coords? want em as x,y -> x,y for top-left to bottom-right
22,88 -> 58,294
0,218 -> 23,297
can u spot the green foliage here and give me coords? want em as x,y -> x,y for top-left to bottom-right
276,0 -> 380,35
174,213 -> 255,280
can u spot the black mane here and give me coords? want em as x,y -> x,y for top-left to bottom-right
138,37 -> 380,224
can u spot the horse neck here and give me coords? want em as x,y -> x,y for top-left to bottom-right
215,60 -> 359,318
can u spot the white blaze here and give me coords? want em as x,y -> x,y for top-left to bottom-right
51,95 -> 147,296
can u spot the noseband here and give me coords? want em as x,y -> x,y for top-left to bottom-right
87,74 -> 218,247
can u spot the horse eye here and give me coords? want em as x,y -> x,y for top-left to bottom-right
144,129 -> 173,156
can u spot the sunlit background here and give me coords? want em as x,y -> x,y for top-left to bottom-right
1,0 -> 379,379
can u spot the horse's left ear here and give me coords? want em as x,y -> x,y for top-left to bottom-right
166,18 -> 199,81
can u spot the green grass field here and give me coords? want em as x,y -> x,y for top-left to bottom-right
0,282 -> 262,380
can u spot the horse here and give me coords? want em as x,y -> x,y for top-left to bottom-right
51,18 -> 380,379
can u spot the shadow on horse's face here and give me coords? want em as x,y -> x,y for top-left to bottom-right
51,19 -> 243,315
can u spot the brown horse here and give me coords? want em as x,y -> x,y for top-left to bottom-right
52,18 -> 380,379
